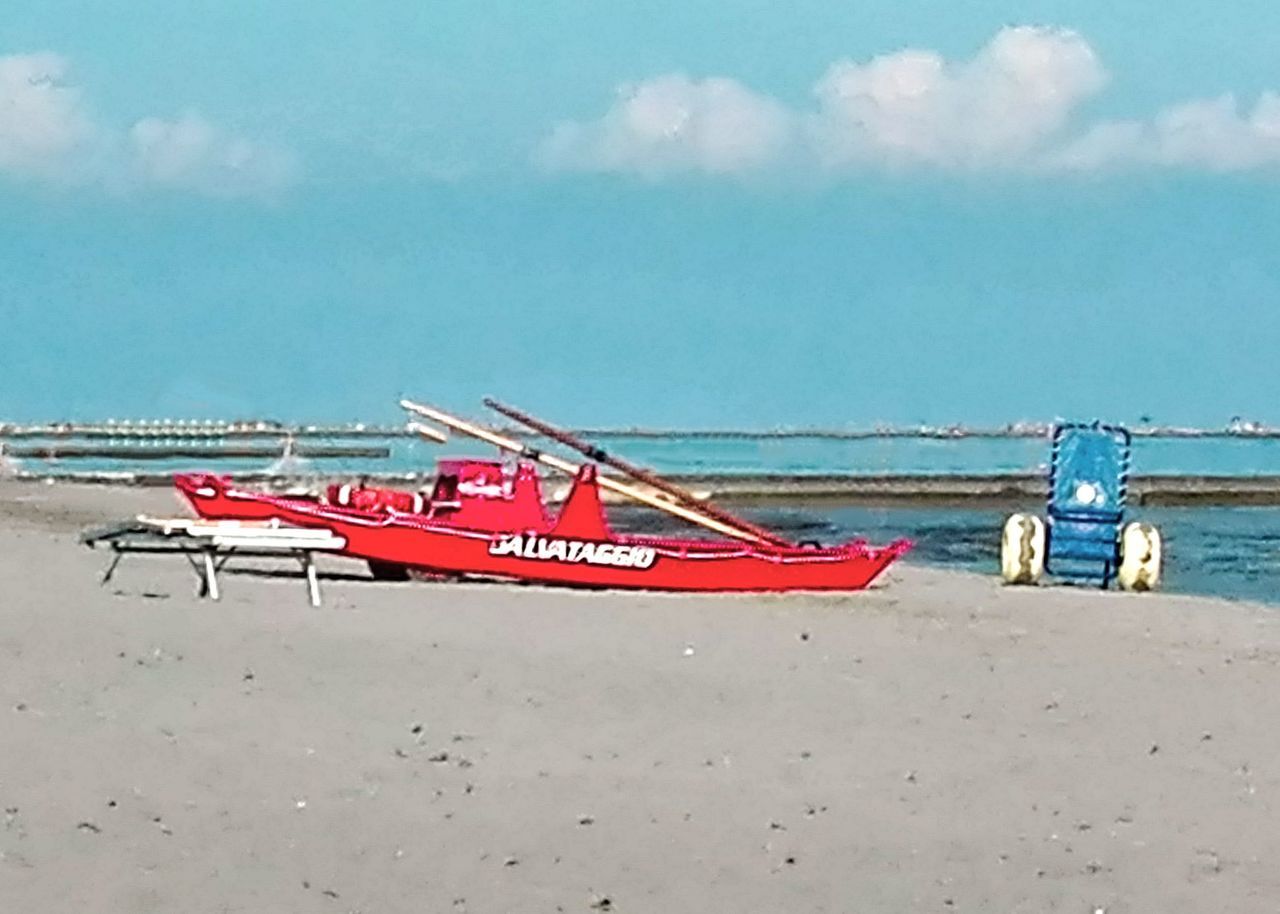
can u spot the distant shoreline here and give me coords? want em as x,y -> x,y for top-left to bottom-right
10,471 -> 1280,507
3,420 -> 1279,440
6,420 -> 1280,506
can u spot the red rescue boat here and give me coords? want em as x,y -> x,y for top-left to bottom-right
174,398 -> 911,593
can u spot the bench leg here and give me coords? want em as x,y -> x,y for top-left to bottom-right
203,549 -> 221,601
302,552 -> 321,608
101,551 -> 124,585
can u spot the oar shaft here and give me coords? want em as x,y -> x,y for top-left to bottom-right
483,398 -> 790,547
401,400 -> 767,545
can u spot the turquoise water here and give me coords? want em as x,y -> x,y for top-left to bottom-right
11,431 -> 1280,478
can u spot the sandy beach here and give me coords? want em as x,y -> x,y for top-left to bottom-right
2,481 -> 1279,912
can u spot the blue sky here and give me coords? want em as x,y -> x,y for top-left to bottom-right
2,2 -> 1279,427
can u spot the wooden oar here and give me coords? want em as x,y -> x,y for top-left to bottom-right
400,399 -> 770,546
483,397 -> 791,548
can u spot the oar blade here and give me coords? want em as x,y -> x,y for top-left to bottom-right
406,421 -> 448,444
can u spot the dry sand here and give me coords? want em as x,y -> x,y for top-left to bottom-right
2,481 -> 1279,913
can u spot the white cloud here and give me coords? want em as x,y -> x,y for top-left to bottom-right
539,26 -> 1280,178
0,52 -> 296,198
810,26 -> 1106,169
129,112 -> 297,198
0,53 -> 94,180
1050,92 -> 1280,172
539,74 -> 792,177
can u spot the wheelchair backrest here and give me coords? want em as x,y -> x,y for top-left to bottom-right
1048,423 -> 1130,521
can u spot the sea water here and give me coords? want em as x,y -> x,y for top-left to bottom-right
14,429 -> 1280,478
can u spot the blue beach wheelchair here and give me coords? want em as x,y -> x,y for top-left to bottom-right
1000,422 -> 1162,590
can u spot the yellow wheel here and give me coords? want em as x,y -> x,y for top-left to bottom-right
1000,514 -> 1046,584
1118,522 -> 1162,591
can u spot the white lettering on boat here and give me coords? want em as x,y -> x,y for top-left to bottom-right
488,535 -> 656,570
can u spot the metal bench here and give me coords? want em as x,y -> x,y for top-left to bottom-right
82,517 -> 347,607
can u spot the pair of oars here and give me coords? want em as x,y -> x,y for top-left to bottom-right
482,398 -> 792,548
399,399 -> 779,547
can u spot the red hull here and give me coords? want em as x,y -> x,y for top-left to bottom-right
175,472 -> 910,593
